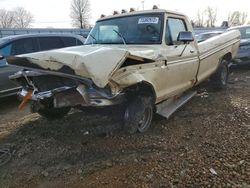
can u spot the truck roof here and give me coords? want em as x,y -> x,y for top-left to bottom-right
97,9 -> 186,22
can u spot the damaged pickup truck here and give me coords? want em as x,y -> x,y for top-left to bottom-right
6,9 -> 240,133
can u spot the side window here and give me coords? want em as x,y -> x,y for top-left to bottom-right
61,37 -> 77,47
38,37 -> 64,51
76,39 -> 84,45
32,38 -> 40,53
0,44 -> 12,56
165,18 -> 187,45
11,38 -> 36,55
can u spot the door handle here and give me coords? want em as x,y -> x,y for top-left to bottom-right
161,60 -> 168,69
190,50 -> 195,53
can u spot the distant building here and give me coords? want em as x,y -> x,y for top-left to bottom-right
0,28 -> 91,38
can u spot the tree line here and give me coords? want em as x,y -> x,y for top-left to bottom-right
0,2 -> 249,29
0,7 -> 34,28
0,0 -> 91,29
193,6 -> 249,27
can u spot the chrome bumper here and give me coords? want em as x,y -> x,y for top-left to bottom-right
18,87 -> 124,107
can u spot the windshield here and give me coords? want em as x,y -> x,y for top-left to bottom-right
85,13 -> 163,45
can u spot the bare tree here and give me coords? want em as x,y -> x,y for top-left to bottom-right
205,7 -> 217,27
241,12 -> 248,25
13,7 -> 34,28
228,11 -> 248,26
0,7 -> 33,28
190,20 -> 195,27
70,0 -> 91,28
195,10 -> 205,27
194,7 -> 217,27
0,9 -> 14,28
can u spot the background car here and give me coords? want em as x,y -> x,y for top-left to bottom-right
196,31 -> 223,43
0,33 -> 85,98
228,25 -> 250,65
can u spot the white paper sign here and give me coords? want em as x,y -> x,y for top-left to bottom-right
138,17 -> 159,24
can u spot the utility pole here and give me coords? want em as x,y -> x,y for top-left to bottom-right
141,0 -> 145,10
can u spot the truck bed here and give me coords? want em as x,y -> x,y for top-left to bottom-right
196,30 -> 240,84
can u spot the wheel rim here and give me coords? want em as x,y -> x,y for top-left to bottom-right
138,106 -> 153,132
221,65 -> 228,85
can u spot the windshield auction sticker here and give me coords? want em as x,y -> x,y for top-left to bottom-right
138,17 -> 159,24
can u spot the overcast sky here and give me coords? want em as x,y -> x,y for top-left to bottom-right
0,0 -> 249,28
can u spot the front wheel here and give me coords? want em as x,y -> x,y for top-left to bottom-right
211,59 -> 229,90
123,95 -> 154,134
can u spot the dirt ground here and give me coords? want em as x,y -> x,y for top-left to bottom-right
0,67 -> 249,188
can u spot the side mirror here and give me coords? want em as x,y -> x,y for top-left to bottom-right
177,31 -> 194,43
0,54 -> 4,60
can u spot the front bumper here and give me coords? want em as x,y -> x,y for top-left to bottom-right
13,70 -> 125,108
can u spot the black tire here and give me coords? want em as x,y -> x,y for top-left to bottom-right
37,107 -> 71,120
211,59 -> 229,90
123,95 -> 154,134
31,101 -> 70,120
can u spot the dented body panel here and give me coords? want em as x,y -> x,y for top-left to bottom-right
7,45 -> 160,88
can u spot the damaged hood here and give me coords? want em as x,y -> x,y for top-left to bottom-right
7,45 -> 157,88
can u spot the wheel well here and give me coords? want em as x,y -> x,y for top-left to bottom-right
223,53 -> 232,63
124,81 -> 156,103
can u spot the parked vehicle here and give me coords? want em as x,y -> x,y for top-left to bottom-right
196,31 -> 223,43
6,9 -> 240,133
228,25 -> 250,65
193,27 -> 227,36
0,28 -> 90,38
0,33 -> 85,97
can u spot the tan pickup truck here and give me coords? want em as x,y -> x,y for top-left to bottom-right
7,9 -> 240,133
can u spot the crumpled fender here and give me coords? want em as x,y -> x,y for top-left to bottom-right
6,45 -> 154,88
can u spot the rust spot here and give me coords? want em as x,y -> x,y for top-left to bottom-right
18,90 -> 33,110
173,95 -> 178,100
190,79 -> 196,85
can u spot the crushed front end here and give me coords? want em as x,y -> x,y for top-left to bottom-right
10,70 -> 125,113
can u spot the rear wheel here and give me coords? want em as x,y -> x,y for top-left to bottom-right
211,59 -> 229,90
123,95 -> 154,134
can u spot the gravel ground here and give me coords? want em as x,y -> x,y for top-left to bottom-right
0,67 -> 249,188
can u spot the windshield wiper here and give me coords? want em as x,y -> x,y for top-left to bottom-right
113,29 -> 126,45
89,34 -> 97,44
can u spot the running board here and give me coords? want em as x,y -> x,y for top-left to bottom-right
156,91 -> 197,119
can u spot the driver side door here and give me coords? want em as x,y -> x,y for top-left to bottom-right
160,16 -> 199,98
